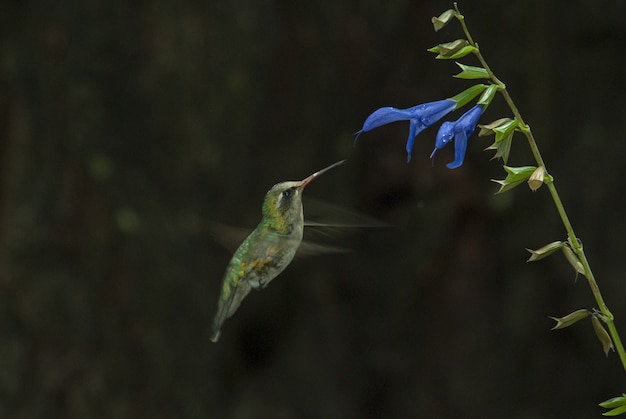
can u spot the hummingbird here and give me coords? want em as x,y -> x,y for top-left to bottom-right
210,159 -> 346,342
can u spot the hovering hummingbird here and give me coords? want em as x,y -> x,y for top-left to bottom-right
210,159 -> 346,342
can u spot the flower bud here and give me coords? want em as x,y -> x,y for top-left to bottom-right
527,166 -> 545,191
526,240 -> 564,262
591,315 -> 615,357
431,9 -> 457,31
548,309 -> 590,330
562,245 -> 586,278
478,118 -> 513,136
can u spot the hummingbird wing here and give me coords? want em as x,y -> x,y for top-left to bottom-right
302,197 -> 389,229
208,200 -> 387,258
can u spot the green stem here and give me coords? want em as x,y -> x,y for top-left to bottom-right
454,2 -> 626,372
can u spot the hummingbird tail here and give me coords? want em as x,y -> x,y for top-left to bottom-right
210,310 -> 227,343
210,279 -> 252,343
210,327 -> 222,343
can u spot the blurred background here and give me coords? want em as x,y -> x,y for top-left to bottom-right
1,0 -> 626,418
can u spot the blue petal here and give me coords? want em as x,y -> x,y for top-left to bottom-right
409,100 -> 456,129
434,121 -> 455,151
405,121 -> 419,162
406,100 -> 456,162
456,105 -> 483,134
446,131 -> 468,169
361,107 -> 413,132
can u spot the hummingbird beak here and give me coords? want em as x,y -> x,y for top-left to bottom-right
298,159 -> 346,188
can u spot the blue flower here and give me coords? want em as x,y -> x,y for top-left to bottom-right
430,104 -> 484,169
355,100 -> 457,162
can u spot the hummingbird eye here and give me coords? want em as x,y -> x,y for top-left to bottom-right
282,188 -> 293,198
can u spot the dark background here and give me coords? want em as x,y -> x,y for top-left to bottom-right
1,0 -> 626,418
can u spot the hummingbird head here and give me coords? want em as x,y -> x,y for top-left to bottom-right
261,181 -> 306,233
261,160 -> 346,233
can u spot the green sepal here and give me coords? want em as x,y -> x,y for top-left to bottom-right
602,404 -> 626,417
592,315 -> 615,357
600,395 -> 626,409
562,245 -> 587,278
502,165 -> 537,182
526,241 -> 564,262
485,135 -> 513,164
492,179 -> 524,194
478,118 -> 514,136
480,118 -> 517,163
477,84 -> 498,107
493,119 -> 519,142
548,309 -> 590,330
447,84 -> 487,109
428,39 -> 467,56
440,45 -> 478,60
432,9 -> 457,31
453,62 -> 489,80
492,165 -> 537,194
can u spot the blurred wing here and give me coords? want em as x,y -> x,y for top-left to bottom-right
303,197 -> 389,229
299,197 -> 389,258
207,221 -> 252,254
209,199 -> 387,258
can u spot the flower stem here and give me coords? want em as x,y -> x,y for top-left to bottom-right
454,2 -> 626,372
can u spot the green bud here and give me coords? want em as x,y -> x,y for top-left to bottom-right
477,84 -> 498,107
599,395 -> 626,409
447,84 -> 487,109
591,315 -> 615,357
548,309 -> 590,330
562,245 -> 586,278
431,9 -> 457,31
526,241 -> 564,262
492,178 -> 524,194
485,136 -> 513,164
428,40 -> 478,59
428,39 -> 467,56
602,404 -> 626,417
502,165 -> 537,182
527,166 -> 546,192
481,119 -> 516,163
493,119 -> 519,142
492,166 -> 537,194
602,405 -> 626,417
453,62 -> 489,80
445,45 -> 478,59
478,118 -> 513,136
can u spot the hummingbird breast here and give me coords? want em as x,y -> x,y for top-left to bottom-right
239,226 -> 303,289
